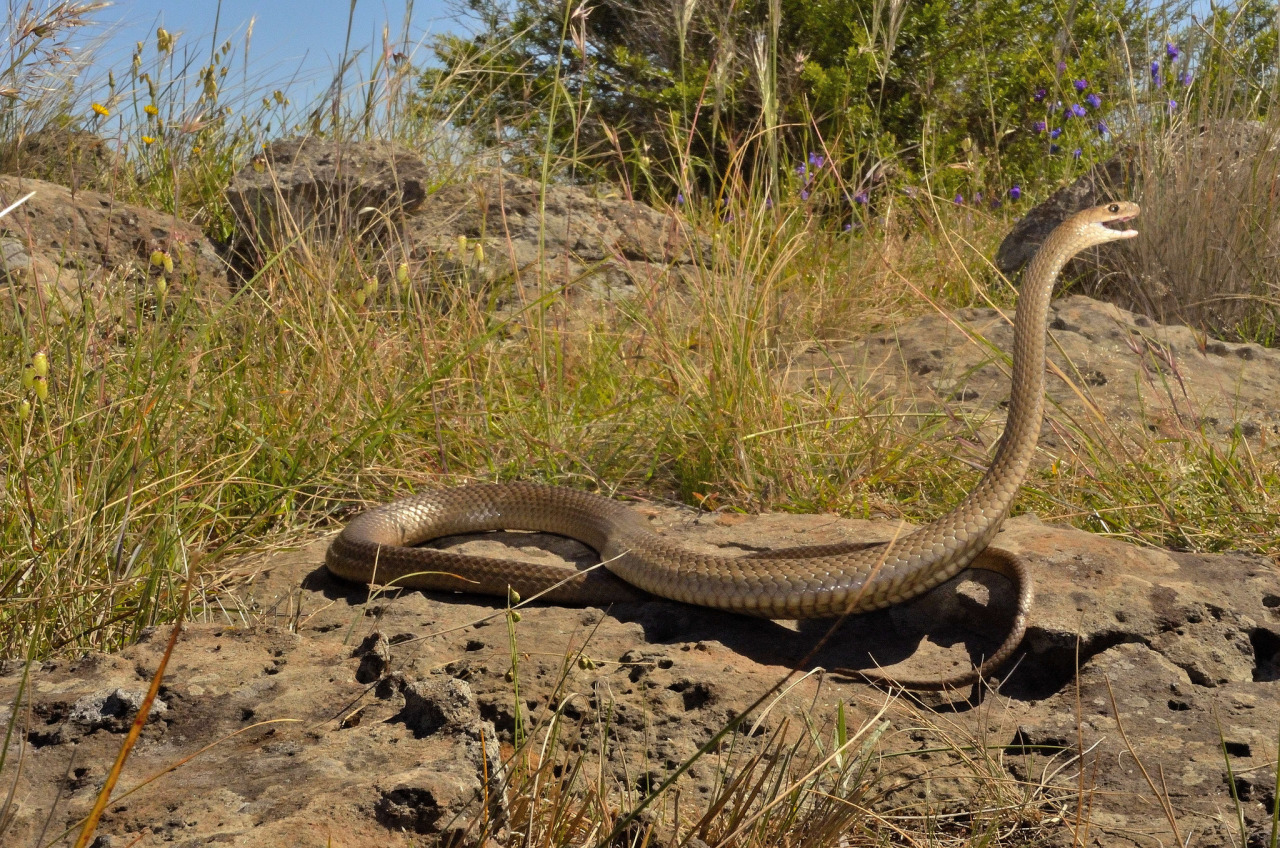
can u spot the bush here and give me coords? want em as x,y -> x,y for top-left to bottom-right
420,0 -> 1144,203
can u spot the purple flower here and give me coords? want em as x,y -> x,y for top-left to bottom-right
1009,185 -> 1021,200
854,190 -> 869,204
800,189 -> 810,200
954,193 -> 964,205
1056,60 -> 1067,74
1085,93 -> 1102,109
1096,120 -> 1110,135
676,192 -> 685,205
1034,88 -> 1047,102
1072,148 -> 1082,160
1050,127 -> 1062,139
1074,78 -> 1088,92
1072,103 -> 1087,118
795,163 -> 807,177
1151,60 -> 1161,82
1167,43 -> 1180,60
991,199 -> 1003,210
1179,71 -> 1194,86
1050,144 -> 1061,154
764,197 -> 772,208
1034,120 -> 1047,133
974,192 -> 983,204
1168,99 -> 1178,112
808,151 -> 826,169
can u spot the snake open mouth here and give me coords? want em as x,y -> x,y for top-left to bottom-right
1101,215 -> 1139,237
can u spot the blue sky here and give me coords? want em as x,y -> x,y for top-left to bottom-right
85,1 -> 466,103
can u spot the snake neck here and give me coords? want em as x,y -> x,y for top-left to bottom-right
985,227 -> 1074,491
912,224 -> 1080,561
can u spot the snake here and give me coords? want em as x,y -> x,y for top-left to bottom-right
327,202 -> 1141,690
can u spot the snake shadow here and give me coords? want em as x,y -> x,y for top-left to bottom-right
611,570 -> 1024,693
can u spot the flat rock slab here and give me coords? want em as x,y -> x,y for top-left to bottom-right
3,507 -> 1278,847
786,294 -> 1280,449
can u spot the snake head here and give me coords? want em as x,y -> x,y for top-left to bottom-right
1071,201 -> 1141,246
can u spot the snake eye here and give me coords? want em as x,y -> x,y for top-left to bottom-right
1108,203 -> 1120,213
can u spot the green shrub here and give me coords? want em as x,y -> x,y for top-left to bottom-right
420,0 -> 1146,203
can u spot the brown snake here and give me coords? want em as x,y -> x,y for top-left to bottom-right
327,202 -> 1140,690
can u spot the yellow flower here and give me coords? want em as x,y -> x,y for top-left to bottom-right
91,102 -> 109,117
142,136 -> 155,145
144,104 -> 158,116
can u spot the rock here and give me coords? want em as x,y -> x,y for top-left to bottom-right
225,138 -> 431,267
397,676 -> 483,737
380,677 -> 504,841
392,170 -> 704,307
995,155 -> 1134,276
992,519 -> 1279,697
0,128 -> 122,191
0,175 -> 229,320
1,626 -> 506,847
224,140 -> 704,306
68,687 -> 167,733
0,234 -> 109,323
786,294 -> 1280,449
1010,642 -> 1273,848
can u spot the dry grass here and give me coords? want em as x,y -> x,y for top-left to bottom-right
1097,118 -> 1280,341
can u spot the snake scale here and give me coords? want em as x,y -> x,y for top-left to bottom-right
327,202 -> 1141,690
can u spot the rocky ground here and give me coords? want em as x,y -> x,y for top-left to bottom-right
785,293 -> 1280,451
3,506 -> 1278,847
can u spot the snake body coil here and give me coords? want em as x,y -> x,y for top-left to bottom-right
327,203 -> 1140,688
